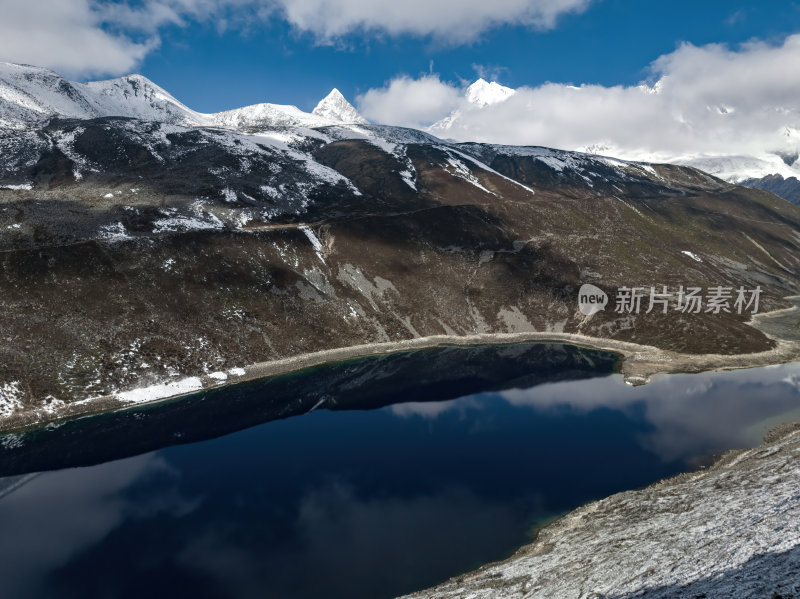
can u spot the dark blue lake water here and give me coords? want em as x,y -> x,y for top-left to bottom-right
0,343 -> 799,599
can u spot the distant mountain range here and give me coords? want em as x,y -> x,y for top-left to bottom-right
3,63 -> 798,206
0,62 -> 368,130
428,78 -> 800,206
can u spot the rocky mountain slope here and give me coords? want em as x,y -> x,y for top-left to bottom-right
0,63 -> 799,429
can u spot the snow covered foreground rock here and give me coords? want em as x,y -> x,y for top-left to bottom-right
402,425 -> 800,599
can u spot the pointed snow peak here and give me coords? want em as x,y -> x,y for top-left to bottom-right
312,88 -> 368,124
465,78 -> 516,107
325,88 -> 346,101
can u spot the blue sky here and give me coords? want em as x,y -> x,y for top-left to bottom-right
2,0 -> 800,157
129,0 -> 800,113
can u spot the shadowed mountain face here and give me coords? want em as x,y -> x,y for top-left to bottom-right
0,113 -> 800,424
741,173 -> 800,206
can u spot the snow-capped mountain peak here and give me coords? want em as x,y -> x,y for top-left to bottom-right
213,101 -> 332,129
0,62 -> 98,127
312,88 -> 368,124
464,79 -> 516,107
0,62 -> 209,127
426,79 -> 516,136
0,62 -> 368,131
82,74 -> 210,126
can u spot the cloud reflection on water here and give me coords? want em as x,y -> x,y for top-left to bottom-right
0,454 -> 196,598
390,363 -> 800,462
175,480 -> 527,599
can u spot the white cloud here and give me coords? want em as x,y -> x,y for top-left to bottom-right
361,34 -> 800,160
0,0 -> 275,78
98,0 -> 271,35
357,75 -> 463,129
0,0 -> 594,78
274,0 -> 593,43
0,0 -> 156,78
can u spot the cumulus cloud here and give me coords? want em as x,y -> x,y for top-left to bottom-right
357,75 -> 463,129
0,0 -> 276,77
0,0 -> 594,78
360,34 -> 800,159
274,0 -> 593,43
0,0 -> 156,78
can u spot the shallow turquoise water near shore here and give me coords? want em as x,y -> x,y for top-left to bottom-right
0,344 -> 798,599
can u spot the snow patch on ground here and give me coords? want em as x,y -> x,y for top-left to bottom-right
682,250 -> 703,262
443,155 -> 495,195
299,225 -> 326,263
98,222 -> 131,242
52,127 -> 97,181
0,382 -> 24,417
447,147 -> 535,195
115,377 -> 203,404
400,169 -> 417,191
339,125 -> 397,154
152,205 -> 224,234
220,187 -> 237,203
40,396 -> 66,415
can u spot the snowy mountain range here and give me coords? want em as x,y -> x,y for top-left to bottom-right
0,62 -> 368,130
2,58 -> 800,212
3,61 -> 799,206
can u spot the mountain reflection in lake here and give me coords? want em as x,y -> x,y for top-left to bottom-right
0,344 -> 799,599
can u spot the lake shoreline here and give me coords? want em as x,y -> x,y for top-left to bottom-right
3,303 -> 800,435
